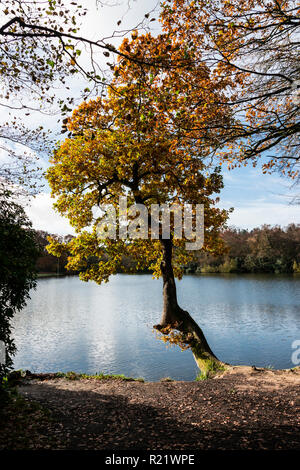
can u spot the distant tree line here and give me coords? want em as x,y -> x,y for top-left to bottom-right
35,224 -> 300,276
34,230 -> 149,275
185,224 -> 300,274
34,231 -> 75,275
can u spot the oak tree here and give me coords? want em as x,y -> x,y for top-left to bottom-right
46,36 -> 233,374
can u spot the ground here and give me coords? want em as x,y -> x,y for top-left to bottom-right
0,366 -> 299,450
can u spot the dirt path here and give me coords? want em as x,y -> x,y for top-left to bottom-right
2,366 -> 300,450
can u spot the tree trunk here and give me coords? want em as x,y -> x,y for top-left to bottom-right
154,239 -> 226,376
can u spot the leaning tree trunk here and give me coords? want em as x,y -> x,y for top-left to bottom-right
154,239 -> 226,376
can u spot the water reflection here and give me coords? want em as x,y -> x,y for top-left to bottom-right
12,273 -> 300,381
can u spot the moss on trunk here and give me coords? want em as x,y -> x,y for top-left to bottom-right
156,239 -> 227,376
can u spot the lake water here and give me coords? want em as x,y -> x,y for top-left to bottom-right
12,274 -> 300,381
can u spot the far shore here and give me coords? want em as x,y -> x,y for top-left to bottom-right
37,271 -> 300,279
37,272 -> 77,278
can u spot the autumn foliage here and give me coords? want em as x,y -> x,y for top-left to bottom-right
160,0 -> 300,179
46,31 -> 233,283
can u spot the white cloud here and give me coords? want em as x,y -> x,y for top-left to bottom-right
25,193 -> 75,235
24,191 -> 300,236
226,201 -> 300,229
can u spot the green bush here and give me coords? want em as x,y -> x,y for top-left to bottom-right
0,190 -> 39,384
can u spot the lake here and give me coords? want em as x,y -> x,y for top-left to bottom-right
12,273 -> 300,381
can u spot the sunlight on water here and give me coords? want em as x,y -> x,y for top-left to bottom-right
12,274 -> 300,381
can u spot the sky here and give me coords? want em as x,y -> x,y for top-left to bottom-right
25,163 -> 300,235
1,0 -> 299,234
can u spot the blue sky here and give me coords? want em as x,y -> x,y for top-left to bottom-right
220,165 -> 299,229
24,161 -> 299,235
